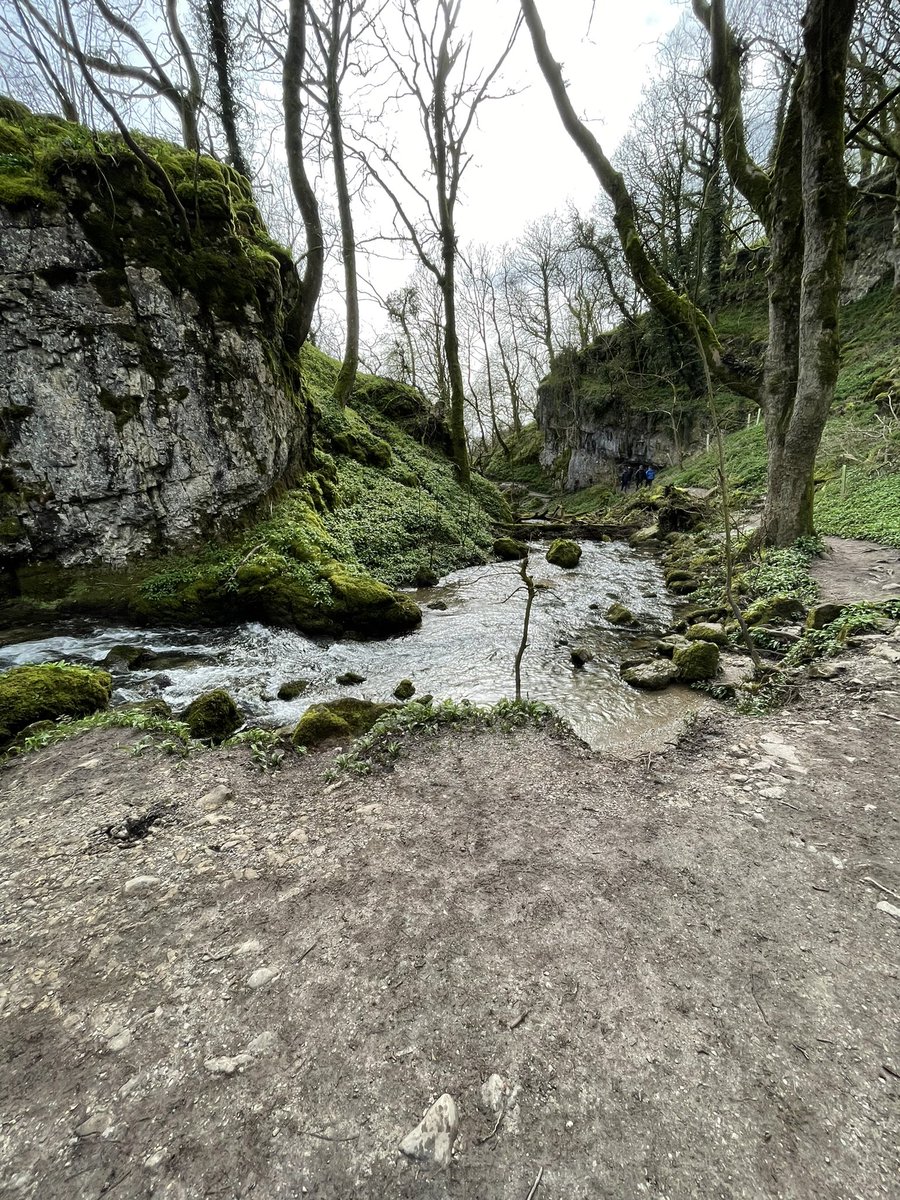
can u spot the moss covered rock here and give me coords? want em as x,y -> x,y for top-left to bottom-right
606,602 -> 637,626
393,679 -> 415,700
494,537 -> 528,561
673,640 -> 720,682
0,662 -> 112,742
336,672 -> 366,686
744,594 -> 807,627
292,697 -> 395,749
806,603 -> 848,630
181,689 -> 241,743
629,524 -> 661,548
546,539 -> 582,569
685,622 -> 728,645
277,680 -> 309,701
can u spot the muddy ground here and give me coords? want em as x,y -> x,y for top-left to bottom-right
1,640 -> 899,1199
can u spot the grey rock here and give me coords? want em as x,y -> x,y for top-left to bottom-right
247,967 -> 278,990
107,1030 -> 132,1053
75,1113 -> 112,1137
621,660 -> 677,690
399,1094 -> 458,1168
481,1074 -> 507,1114
204,1054 -> 252,1075
197,784 -> 233,813
570,646 -> 594,667
124,875 -> 161,895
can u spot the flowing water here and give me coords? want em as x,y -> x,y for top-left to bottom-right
0,541 -> 703,750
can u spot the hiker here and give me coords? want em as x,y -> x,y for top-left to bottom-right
619,463 -> 634,491
644,464 -> 656,485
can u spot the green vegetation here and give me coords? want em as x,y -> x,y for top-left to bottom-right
0,705 -> 193,760
483,423 -> 550,489
0,662 -> 111,745
784,599 -> 900,666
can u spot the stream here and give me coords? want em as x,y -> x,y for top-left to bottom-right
0,540 -> 703,750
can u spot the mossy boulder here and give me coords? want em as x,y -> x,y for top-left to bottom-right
277,679 -> 309,701
181,689 -> 241,743
101,645 -> 148,671
323,567 -> 422,636
337,671 -> 366,686
685,622 -> 728,646
0,663 -> 112,743
806,603 -> 848,630
744,594 -> 807,627
494,537 -> 528,561
606,602 -> 637,626
546,539 -> 582,569
393,679 -> 416,700
292,697 -> 395,749
621,660 -> 677,689
672,640 -> 720,682
629,524 -> 661,548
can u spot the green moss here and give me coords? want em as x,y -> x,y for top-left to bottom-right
673,639 -> 720,682
494,537 -> 528,560
0,662 -> 111,743
483,423 -> 551,488
606,602 -> 636,625
277,679 -> 309,701
181,689 -> 241,743
744,593 -> 807,626
393,679 -> 415,700
546,539 -> 582,569
292,697 -> 396,748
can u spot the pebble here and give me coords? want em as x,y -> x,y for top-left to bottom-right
204,1054 -> 251,1075
399,1094 -> 458,1168
107,1030 -> 132,1053
198,784 -> 233,813
247,967 -> 278,990
759,786 -> 785,800
481,1074 -> 507,1114
124,875 -> 161,895
235,939 -> 262,956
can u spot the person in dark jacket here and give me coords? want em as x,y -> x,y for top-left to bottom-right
620,463 -> 634,491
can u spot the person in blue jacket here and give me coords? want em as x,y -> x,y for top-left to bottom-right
644,465 -> 656,485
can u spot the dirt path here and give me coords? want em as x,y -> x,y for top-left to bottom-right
811,536 -> 900,604
1,644 -> 899,1199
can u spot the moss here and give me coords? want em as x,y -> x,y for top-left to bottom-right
181,689 -> 241,743
0,662 -> 111,743
277,679 -> 309,701
806,603 -> 848,630
672,639 -> 720,682
685,622 -> 728,645
606,602 -> 636,625
393,679 -> 415,700
546,539 -> 582,569
744,594 -> 807,626
337,672 -> 366,685
494,537 -> 528,560
292,697 -> 396,748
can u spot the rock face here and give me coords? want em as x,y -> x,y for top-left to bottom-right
0,206 -> 307,567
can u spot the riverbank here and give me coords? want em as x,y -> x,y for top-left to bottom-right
1,637 -> 897,1198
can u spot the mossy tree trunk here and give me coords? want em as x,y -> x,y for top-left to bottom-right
204,0 -> 249,177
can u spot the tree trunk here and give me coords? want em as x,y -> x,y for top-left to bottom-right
205,0 -> 249,176
328,78 -> 359,407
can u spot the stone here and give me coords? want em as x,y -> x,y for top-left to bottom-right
399,1094 -> 459,1168
277,680 -> 309,701
621,660 -> 677,690
413,567 -> 439,587
744,594 -> 807,627
247,967 -> 278,990
393,679 -> 416,700
75,1113 -> 112,1138
807,661 -> 843,680
181,690 -> 241,743
336,672 -> 366,686
672,640 -> 720,682
629,524 -> 661,547
685,622 -> 728,646
493,537 -> 528,561
198,784 -> 232,813
481,1074 -> 507,1114
876,901 -> 900,920
805,603 -> 848,630
427,601 -> 448,611
204,1054 -> 252,1075
107,1030 -> 132,1053
292,698 -> 395,749
656,635 -> 690,658
570,646 -> 594,666
546,539 -> 582,569
124,875 -> 160,895
606,603 -> 636,626
247,1031 -> 277,1055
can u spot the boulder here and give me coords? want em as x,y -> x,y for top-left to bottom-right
655,634 -> 691,658
806,603 -> 848,630
493,537 -> 529,561
277,679 -> 309,701
0,663 -> 111,744
413,567 -> 439,587
621,660 -> 678,689
336,671 -> 366,686
744,594 -> 807,627
181,689 -> 241,743
393,679 -> 416,700
101,645 -> 148,672
606,603 -> 636,626
685,622 -> 728,646
546,539 -> 582,569
673,639 -> 720,682
292,697 -> 395,749
629,524 -> 661,547
570,645 -> 594,666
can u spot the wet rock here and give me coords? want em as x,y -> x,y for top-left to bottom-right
277,680 -> 309,701
570,646 -> 594,667
673,640 -> 720,682
247,967 -> 278,990
546,539 -> 582,569
427,600 -> 448,611
629,523 -> 661,547
181,690 -> 241,743
621,660 -> 677,690
336,671 -> 366,686
399,1094 -> 459,1168
606,603 -> 636,626
493,537 -> 528,561
138,651 -> 216,672
101,645 -> 148,671
393,679 -> 416,700
656,634 -> 690,658
685,622 -> 728,645
413,567 -> 440,587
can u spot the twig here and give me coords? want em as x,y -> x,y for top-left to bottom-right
881,1063 -> 900,1080
873,711 -> 900,723
297,940 -> 319,964
793,1043 -> 810,1061
477,1103 -> 506,1145
775,799 -> 801,811
297,1128 -> 359,1142
525,1167 -> 544,1200
861,877 -> 900,903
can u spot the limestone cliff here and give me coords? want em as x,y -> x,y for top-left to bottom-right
0,102 -> 309,569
